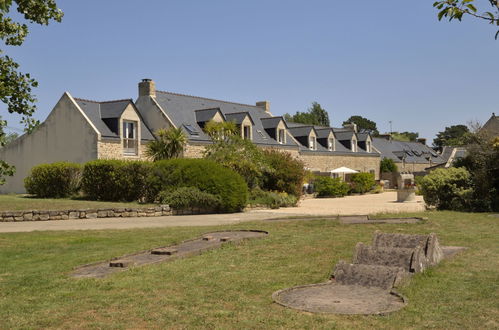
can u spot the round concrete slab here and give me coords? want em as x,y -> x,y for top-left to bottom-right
273,282 -> 406,315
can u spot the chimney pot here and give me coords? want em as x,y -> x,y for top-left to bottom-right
256,101 -> 270,113
139,79 -> 156,97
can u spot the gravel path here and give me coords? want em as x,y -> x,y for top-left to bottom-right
0,192 -> 425,233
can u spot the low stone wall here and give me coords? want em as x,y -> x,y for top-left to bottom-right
0,205 -> 171,222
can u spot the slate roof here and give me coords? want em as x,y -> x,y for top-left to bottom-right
224,112 -> 254,125
315,127 -> 334,139
74,98 -> 154,141
335,130 -> 356,141
153,91 -> 298,147
357,132 -> 370,141
372,137 -> 445,164
287,125 -> 315,137
195,108 -> 223,123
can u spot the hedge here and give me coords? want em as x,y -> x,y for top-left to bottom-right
146,158 -> 248,212
158,187 -> 222,213
350,172 -> 375,194
261,149 -> 305,197
81,160 -> 150,202
24,162 -> 82,198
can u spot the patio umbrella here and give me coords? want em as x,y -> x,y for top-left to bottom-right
330,167 -> 359,180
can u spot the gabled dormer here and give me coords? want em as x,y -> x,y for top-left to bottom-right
225,112 -> 255,140
287,126 -> 318,151
195,108 -> 225,129
261,116 -> 288,144
316,128 -> 335,151
357,132 -> 372,152
335,130 -> 357,152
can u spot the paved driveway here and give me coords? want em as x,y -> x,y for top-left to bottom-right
0,192 -> 425,233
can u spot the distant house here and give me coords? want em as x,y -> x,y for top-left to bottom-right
0,79 -> 381,193
481,113 -> 499,137
372,136 -> 446,174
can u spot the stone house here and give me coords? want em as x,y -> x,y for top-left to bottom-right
0,79 -> 381,193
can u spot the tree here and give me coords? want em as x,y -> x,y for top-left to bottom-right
434,0 -> 499,39
0,0 -> 63,185
433,124 -> 469,151
146,127 -> 187,161
203,121 -> 268,188
380,158 -> 397,173
284,102 -> 330,126
391,131 -> 419,142
342,115 -> 379,135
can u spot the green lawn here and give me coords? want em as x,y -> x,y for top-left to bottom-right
0,211 -> 497,329
0,194 -> 154,211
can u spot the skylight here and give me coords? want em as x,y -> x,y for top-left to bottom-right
183,124 -> 199,136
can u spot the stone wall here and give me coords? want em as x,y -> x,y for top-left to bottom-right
98,140 -> 150,160
396,162 -> 432,173
183,143 -> 207,158
299,153 -> 381,180
0,205 -> 171,222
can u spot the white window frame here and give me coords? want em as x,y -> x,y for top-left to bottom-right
351,138 -> 357,152
277,128 -> 286,144
243,125 -> 252,140
309,136 -> 316,150
366,140 -> 371,153
328,137 -> 335,151
122,120 -> 138,156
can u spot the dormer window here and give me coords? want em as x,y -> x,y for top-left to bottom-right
277,128 -> 286,144
366,141 -> 371,153
123,120 -> 138,155
309,136 -> 316,150
242,125 -> 252,140
328,137 -> 335,151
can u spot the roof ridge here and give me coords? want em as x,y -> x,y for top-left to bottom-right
74,97 -> 132,104
156,90 -> 261,109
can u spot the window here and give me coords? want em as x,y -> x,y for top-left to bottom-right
309,136 -> 316,150
328,138 -> 335,151
366,141 -> 371,153
277,129 -> 286,144
351,139 -> 357,152
122,121 -> 138,155
243,125 -> 252,140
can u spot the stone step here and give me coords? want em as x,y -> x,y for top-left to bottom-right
353,242 -> 427,273
332,261 -> 408,290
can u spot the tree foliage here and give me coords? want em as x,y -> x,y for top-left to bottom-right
433,0 -> 499,39
146,127 -> 187,161
433,124 -> 469,151
342,115 -> 379,135
391,131 -> 419,142
0,0 -> 63,184
380,158 -> 397,173
284,102 -> 330,126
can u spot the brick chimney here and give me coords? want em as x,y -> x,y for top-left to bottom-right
139,78 -> 156,98
256,101 -> 270,113
343,122 -> 358,133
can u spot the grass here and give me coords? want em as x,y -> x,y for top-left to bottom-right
0,211 -> 497,329
0,194 -> 154,211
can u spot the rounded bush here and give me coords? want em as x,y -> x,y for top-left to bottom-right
420,167 -> 473,210
146,158 -> 248,212
81,160 -> 150,201
350,172 -> 375,194
314,176 -> 350,197
24,162 -> 82,198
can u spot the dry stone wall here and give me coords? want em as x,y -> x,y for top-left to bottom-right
0,205 -> 171,222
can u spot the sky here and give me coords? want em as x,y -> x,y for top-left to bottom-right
3,0 -> 499,142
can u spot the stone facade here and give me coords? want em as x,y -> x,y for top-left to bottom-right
300,153 -> 380,179
98,140 -> 150,160
396,162 -> 432,173
183,143 -> 208,158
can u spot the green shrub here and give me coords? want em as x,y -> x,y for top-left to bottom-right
350,172 -> 375,194
314,176 -> 350,197
380,158 -> 397,173
24,162 -> 82,198
81,160 -> 150,202
262,149 -> 305,197
247,188 -> 298,209
158,187 -> 221,212
371,184 -> 383,194
146,158 -> 248,212
420,167 -> 473,211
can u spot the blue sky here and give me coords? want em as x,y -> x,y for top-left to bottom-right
3,0 -> 499,142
